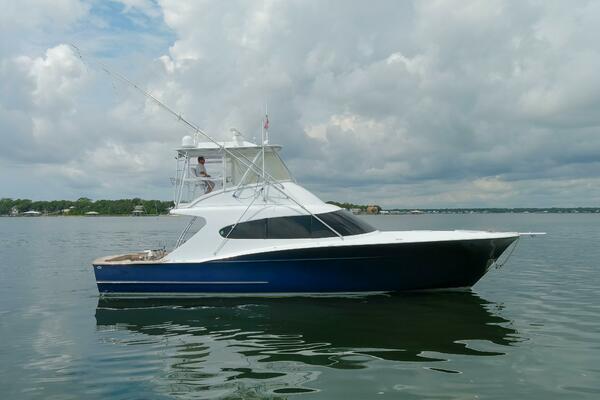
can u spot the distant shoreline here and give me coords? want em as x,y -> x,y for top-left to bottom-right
324,201 -> 600,215
2,197 -> 599,217
1,198 -> 173,217
2,209 -> 599,217
372,208 -> 600,215
0,214 -> 169,217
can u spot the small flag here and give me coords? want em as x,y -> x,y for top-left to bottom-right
264,114 -> 269,130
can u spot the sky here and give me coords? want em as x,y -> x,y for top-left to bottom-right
1,0 -> 600,208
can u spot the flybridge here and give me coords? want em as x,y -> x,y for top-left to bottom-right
172,130 -> 293,208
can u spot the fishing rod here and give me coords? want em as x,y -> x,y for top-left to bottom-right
70,44 -> 277,186
70,45 -> 344,240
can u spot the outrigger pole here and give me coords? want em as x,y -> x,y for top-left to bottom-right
71,45 -> 344,241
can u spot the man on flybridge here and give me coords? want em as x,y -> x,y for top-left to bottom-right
192,156 -> 215,193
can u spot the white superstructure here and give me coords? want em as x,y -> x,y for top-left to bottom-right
160,131 -> 519,265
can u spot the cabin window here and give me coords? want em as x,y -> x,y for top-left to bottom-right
219,210 -> 375,239
220,218 -> 266,239
267,215 -> 312,238
318,209 -> 376,236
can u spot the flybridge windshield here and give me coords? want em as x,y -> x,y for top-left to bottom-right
173,146 -> 293,207
227,149 -> 292,186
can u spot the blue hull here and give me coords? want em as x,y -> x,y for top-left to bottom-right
93,238 -> 517,295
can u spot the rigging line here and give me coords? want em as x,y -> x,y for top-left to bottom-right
71,44 -> 344,240
175,216 -> 197,248
213,188 -> 262,256
232,151 -> 263,198
495,236 -> 520,269
175,154 -> 188,206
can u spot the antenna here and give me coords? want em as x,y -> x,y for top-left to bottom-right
261,104 -> 266,198
264,104 -> 269,144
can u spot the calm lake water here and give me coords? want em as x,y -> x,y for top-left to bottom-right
1,214 -> 599,399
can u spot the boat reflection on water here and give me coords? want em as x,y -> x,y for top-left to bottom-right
95,292 -> 520,396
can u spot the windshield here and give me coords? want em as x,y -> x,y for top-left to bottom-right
227,149 -> 292,187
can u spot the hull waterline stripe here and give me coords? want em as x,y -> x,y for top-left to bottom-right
214,255 -> 381,263
96,280 -> 269,285
95,255 -> 382,266
98,291 -> 389,298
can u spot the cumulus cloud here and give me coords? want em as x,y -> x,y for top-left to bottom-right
0,0 -> 89,39
0,45 -> 88,162
1,0 -> 600,207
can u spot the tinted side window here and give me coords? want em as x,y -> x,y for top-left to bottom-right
319,210 -> 376,236
219,218 -> 266,239
267,215 -> 311,238
310,216 -> 337,238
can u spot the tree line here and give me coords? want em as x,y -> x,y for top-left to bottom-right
326,201 -> 381,211
0,198 -> 174,216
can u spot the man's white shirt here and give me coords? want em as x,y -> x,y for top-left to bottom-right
193,163 -> 207,177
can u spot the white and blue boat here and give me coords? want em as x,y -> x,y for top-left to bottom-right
92,127 -> 522,297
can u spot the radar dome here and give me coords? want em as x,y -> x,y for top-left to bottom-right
181,135 -> 194,147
